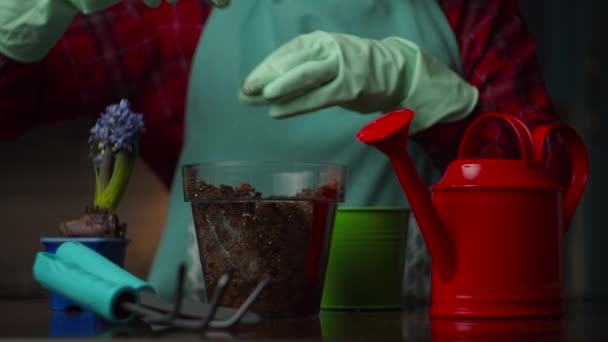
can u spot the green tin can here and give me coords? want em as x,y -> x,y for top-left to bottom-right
321,207 -> 409,310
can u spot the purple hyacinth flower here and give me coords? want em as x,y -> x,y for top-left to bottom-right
89,99 -> 145,166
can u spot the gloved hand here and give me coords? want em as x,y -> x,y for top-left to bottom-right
240,31 -> 479,134
0,0 -> 123,62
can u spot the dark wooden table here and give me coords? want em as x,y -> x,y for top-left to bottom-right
1,298 -> 608,341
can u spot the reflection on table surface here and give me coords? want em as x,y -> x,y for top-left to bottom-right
48,309 -> 153,338
1,299 -> 608,340
47,308 -> 421,339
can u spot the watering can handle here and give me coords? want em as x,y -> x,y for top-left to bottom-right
532,122 -> 589,228
458,113 -> 589,230
457,113 -> 535,162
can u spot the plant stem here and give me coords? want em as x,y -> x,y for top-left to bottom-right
99,150 -> 114,196
96,151 -> 135,212
94,167 -> 101,205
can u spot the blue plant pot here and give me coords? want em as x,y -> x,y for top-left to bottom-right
39,237 -> 129,311
49,310 -> 107,337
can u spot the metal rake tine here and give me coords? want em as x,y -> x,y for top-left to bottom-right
149,275 -> 268,331
124,272 -> 269,332
209,275 -> 271,329
122,301 -> 170,322
144,263 -> 187,325
140,272 -> 233,330
198,272 -> 232,331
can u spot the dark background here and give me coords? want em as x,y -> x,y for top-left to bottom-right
519,0 -> 608,299
0,1 -> 606,300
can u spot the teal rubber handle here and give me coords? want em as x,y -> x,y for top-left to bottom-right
56,241 -> 154,292
33,252 -> 137,322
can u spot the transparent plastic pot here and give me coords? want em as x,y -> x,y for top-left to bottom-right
182,161 -> 347,317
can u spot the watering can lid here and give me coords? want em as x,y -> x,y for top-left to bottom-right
431,112 -> 568,191
431,158 -> 562,191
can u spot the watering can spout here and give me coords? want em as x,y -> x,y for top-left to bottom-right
357,109 -> 456,281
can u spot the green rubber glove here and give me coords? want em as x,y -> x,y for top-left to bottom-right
0,0 -> 122,62
240,31 -> 479,134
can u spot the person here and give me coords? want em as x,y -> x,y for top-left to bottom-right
0,0 -> 570,304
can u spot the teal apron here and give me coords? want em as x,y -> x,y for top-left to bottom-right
148,0 -> 463,302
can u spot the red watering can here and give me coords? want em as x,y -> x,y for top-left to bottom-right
356,109 -> 589,318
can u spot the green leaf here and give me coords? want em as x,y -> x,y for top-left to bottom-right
94,166 -> 101,205
98,150 -> 114,195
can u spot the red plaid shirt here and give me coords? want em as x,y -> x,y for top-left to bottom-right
0,0 -> 570,189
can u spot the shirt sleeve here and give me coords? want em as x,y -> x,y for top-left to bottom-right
413,0 -> 572,187
0,0 -> 209,189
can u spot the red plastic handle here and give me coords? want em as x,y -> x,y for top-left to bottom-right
532,122 -> 589,228
458,113 -> 535,162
